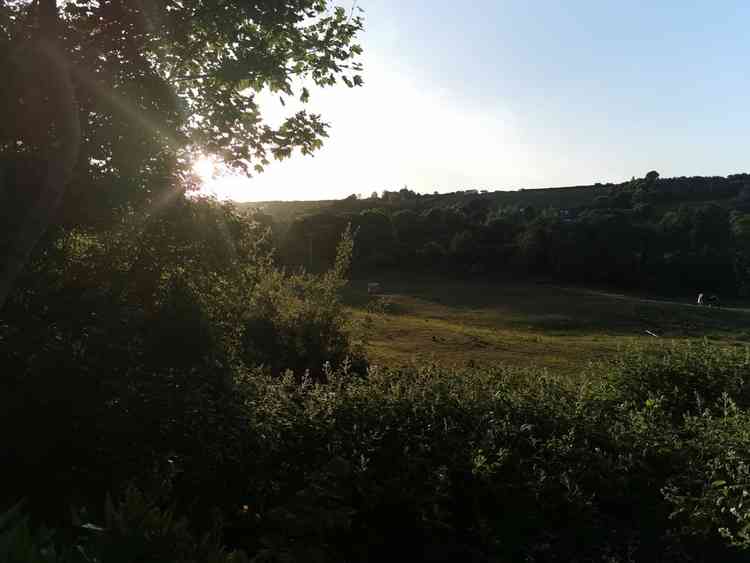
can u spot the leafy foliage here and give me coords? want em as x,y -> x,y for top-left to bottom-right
0,0 -> 365,309
6,333 -> 750,561
0,0 -> 364,183
0,198 -> 362,523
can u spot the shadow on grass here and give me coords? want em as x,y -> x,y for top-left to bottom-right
349,275 -> 750,340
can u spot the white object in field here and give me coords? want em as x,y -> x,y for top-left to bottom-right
367,282 -> 381,295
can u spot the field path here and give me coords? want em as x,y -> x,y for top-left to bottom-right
553,285 -> 750,314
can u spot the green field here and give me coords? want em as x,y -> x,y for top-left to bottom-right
345,276 -> 750,375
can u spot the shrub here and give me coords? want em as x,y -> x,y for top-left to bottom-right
240,225 -> 367,380
0,199 -> 363,522
0,494 -> 249,563
232,344 -> 750,561
609,341 -> 750,419
664,401 -> 750,550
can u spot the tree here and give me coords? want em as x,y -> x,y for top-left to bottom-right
282,212 -> 350,272
449,229 -> 476,264
0,0 -> 364,308
483,216 -> 518,245
0,0 -> 81,307
352,208 -> 396,269
392,209 -> 421,245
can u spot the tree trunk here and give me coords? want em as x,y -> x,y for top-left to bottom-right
0,0 -> 81,310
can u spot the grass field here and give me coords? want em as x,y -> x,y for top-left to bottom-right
344,276 -> 750,375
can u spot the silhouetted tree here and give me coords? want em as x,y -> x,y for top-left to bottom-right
0,0 -> 364,308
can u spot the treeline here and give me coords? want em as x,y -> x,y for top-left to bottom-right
267,172 -> 750,296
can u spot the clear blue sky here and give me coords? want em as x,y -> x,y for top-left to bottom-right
203,0 -> 750,201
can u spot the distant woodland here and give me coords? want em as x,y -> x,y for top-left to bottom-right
247,171 -> 750,297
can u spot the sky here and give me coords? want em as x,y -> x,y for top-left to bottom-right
200,0 -> 750,202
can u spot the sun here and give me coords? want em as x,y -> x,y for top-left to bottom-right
192,155 -> 216,182
189,155 -> 246,201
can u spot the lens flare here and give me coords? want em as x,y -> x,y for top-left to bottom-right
193,156 -> 216,182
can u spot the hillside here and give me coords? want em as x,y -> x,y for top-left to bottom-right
237,184 -> 599,222
238,173 -> 750,224
236,172 -> 750,299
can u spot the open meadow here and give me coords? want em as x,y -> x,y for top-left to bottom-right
346,276 -> 750,375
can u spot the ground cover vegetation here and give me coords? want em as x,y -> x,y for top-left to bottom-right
342,275 -> 750,374
3,2 -> 750,562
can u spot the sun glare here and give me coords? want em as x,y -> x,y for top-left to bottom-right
190,156 -> 249,201
193,156 -> 216,182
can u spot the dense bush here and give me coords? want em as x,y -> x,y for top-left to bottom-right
0,198 -> 363,523
241,225 -> 367,378
610,341 -> 750,418
0,494 -> 248,563
7,340 -> 750,561
230,352 -> 750,562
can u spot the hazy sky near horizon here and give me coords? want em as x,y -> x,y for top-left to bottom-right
201,0 -> 750,202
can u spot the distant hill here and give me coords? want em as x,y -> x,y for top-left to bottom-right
234,172 -> 750,297
237,185 -> 601,223
237,173 -> 750,225
236,199 -> 336,224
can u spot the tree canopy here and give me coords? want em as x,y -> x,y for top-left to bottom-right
0,0 -> 364,307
